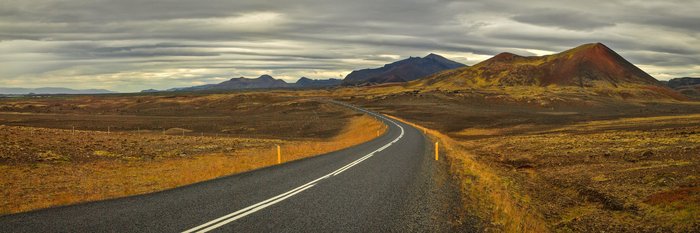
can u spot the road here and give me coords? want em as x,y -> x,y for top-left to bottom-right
0,102 -> 466,232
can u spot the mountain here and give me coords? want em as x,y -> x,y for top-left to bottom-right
158,75 -> 342,92
667,77 -> 700,89
172,75 -> 291,91
0,87 -> 115,95
295,77 -> 342,88
342,53 -> 465,85
666,77 -> 700,99
415,43 -> 664,89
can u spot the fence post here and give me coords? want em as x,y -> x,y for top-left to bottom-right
277,145 -> 281,164
435,142 -> 439,161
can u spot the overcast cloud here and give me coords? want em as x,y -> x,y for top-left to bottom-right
0,0 -> 698,92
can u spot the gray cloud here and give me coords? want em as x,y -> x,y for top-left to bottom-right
512,10 -> 615,30
0,0 -> 699,91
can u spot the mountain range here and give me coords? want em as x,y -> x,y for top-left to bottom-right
296,77 -> 342,88
0,87 -> 115,95
342,53 -> 465,85
15,43 -> 691,100
154,75 -> 342,92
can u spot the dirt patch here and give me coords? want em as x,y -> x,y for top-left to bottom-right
645,187 -> 700,205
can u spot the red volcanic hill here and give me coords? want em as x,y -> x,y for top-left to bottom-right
415,43 -> 665,89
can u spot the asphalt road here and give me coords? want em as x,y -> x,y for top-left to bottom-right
0,102 -> 466,232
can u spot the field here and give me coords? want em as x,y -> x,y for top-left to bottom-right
3,86 -> 698,232
0,92 -> 385,215
0,91 -> 346,139
348,87 -> 700,232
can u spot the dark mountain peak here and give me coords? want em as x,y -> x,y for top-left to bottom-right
424,53 -> 458,64
342,54 -> 465,85
257,74 -> 275,80
424,53 -> 441,59
295,77 -> 342,87
175,74 -> 289,91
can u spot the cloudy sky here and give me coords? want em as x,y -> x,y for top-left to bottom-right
1,0 -> 699,92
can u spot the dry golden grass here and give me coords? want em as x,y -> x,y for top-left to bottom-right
459,114 -> 700,232
0,114 -> 385,215
387,115 -> 549,233
272,115 -> 387,162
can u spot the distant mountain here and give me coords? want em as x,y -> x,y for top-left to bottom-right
342,53 -> 465,85
172,75 -> 291,91
140,89 -> 159,93
415,43 -> 664,88
295,77 -> 342,88
0,87 -> 115,95
157,75 -> 343,92
667,77 -> 700,89
667,77 -> 700,99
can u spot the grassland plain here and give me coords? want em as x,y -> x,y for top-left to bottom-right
0,93 -> 386,215
347,87 -> 700,232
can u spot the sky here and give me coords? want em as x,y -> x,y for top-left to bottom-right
1,0 -> 699,92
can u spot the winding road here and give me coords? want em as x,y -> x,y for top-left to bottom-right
0,102 -> 463,232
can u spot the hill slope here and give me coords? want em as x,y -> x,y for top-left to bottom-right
342,53 -> 465,85
415,43 -> 662,89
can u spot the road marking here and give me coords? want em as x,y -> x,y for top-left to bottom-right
193,184 -> 316,233
182,105 -> 405,233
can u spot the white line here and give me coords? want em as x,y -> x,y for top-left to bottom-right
182,104 -> 405,233
181,182 -> 316,233
195,184 -> 317,233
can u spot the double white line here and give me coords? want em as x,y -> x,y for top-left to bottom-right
182,108 -> 405,233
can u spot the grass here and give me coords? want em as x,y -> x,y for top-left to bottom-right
388,112 -> 700,232
456,115 -> 700,232
272,115 -> 387,162
356,87 -> 700,232
387,115 -> 549,233
0,114 -> 386,215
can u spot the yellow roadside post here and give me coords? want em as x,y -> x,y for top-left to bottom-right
435,142 -> 439,161
277,145 -> 282,164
